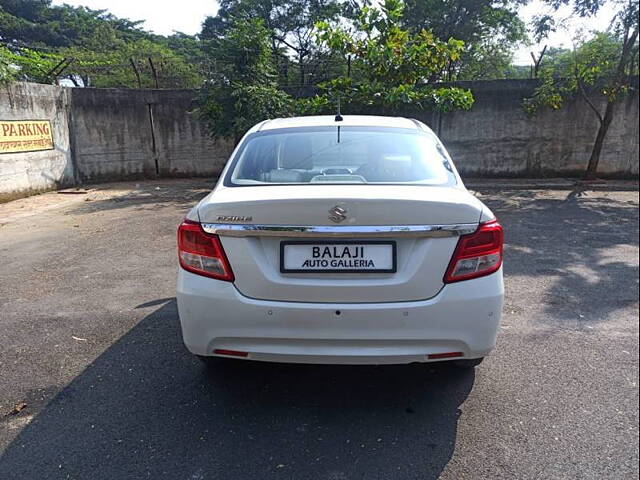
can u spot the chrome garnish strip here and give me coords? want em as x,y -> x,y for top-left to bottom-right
201,223 -> 478,238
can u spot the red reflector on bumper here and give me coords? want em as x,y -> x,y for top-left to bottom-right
213,349 -> 249,358
427,352 -> 464,360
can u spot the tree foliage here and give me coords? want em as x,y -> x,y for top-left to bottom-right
198,18 -> 293,140
198,0 -> 475,139
0,0 -> 202,87
525,33 -> 627,111
310,0 -> 474,113
0,43 -> 62,83
401,0 -> 528,80
526,0 -> 639,177
58,39 -> 202,88
0,45 -> 17,84
201,0 -> 345,86
0,0 -> 146,48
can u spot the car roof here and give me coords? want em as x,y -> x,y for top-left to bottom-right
249,115 -> 430,133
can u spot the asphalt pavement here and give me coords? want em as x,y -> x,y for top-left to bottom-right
0,179 -> 638,479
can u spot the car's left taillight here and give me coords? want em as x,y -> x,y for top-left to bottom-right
177,219 -> 234,282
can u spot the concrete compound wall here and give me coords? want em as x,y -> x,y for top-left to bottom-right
0,80 -> 638,200
426,80 -> 639,177
0,83 -> 75,201
71,88 -> 234,183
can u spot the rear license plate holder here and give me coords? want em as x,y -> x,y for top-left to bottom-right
280,240 -> 397,273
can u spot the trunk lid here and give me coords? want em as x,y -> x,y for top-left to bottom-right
198,185 -> 483,303
199,185 -> 482,226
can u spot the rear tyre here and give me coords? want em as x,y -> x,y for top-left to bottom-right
451,357 -> 484,369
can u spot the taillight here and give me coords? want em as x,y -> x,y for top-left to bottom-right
444,220 -> 503,283
213,349 -> 248,357
177,219 -> 234,282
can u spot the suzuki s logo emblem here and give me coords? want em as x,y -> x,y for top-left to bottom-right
328,206 -> 347,223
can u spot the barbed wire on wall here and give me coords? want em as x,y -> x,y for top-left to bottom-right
1,40 -> 358,89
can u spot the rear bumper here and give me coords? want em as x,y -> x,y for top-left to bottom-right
176,268 -> 503,365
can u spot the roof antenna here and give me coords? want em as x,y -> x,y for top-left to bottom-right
334,94 -> 343,122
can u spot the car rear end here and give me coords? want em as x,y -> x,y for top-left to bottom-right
176,116 -> 504,365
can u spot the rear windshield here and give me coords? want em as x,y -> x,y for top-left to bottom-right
224,126 -> 457,186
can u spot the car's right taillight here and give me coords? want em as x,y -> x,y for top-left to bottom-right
444,220 -> 503,283
177,219 -> 234,282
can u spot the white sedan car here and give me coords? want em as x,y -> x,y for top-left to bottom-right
177,115 -> 503,368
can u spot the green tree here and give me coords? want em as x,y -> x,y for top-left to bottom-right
201,0 -> 344,86
198,18 -> 293,141
401,0 -> 528,80
159,33 -> 206,68
526,0 -> 639,178
309,0 -> 474,114
0,1 -> 146,48
59,39 -> 202,88
0,45 -> 17,84
0,0 -> 202,88
0,43 -> 62,84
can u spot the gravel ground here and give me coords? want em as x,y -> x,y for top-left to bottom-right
0,179 -> 637,480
